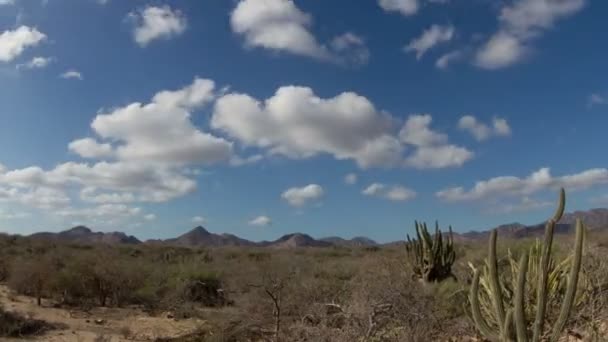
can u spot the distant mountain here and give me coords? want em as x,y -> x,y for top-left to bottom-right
321,236 -> 378,247
19,207 -> 608,248
262,233 -> 333,248
561,208 -> 608,230
165,226 -> 255,247
29,226 -> 141,245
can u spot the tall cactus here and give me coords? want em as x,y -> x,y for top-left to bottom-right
405,221 -> 456,282
469,188 -> 586,342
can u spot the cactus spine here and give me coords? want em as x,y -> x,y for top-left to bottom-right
469,188 -> 585,342
405,221 -> 456,282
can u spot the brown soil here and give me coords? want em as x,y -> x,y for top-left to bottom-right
0,285 -> 206,341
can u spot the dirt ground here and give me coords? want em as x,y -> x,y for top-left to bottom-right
0,285 -> 206,341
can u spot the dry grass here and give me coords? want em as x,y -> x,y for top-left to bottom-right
0,232 -> 606,341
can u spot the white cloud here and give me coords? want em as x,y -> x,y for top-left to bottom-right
405,25 -> 454,60
378,0 -> 419,16
588,93 -> 606,108
60,70 -> 83,80
56,204 -> 142,219
85,78 -> 233,165
437,167 -> 608,202
192,216 -> 206,224
80,187 -> 135,204
0,0 -> 15,5
16,56 -> 54,70
282,184 -> 324,207
475,32 -> 526,69
344,173 -> 358,185
144,213 -> 156,221
404,145 -> 473,169
231,0 -> 329,59
475,0 -> 585,69
399,114 -> 447,146
249,215 -> 272,227
68,138 -> 114,159
399,114 -> 474,169
129,5 -> 187,47
0,161 -> 198,204
212,86 -> 403,168
362,183 -> 416,201
0,26 -> 46,62
230,0 -> 368,64
436,50 -> 462,69
458,115 -> 511,141
0,186 -> 70,209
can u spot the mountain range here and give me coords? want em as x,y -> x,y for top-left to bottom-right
21,207 -> 608,248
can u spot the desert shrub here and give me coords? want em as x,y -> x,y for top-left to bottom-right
0,305 -> 60,337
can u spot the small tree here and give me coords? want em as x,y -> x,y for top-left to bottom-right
8,256 -> 56,306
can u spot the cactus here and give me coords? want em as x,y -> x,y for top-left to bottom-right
405,221 -> 456,282
468,188 -> 586,342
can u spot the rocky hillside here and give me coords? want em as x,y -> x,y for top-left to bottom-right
165,226 -> 256,247
29,226 -> 141,245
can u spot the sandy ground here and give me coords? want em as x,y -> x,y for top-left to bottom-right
0,285 -> 205,341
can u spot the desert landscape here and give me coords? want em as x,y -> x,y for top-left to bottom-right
1,191 -> 607,341
1,0 -> 607,341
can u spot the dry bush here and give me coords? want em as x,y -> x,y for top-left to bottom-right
0,305 -> 61,337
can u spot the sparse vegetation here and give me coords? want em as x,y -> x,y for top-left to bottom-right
0,190 -> 606,341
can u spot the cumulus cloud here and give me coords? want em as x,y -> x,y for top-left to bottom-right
0,161 -> 198,204
212,86 -> 402,168
0,0 -> 15,5
457,115 -> 511,141
249,215 -> 272,227
475,0 -> 585,69
399,114 -> 473,169
344,173 -> 358,185
0,26 -> 46,62
56,204 -> 143,220
69,138 -> 114,159
16,56 -> 54,70
405,25 -> 454,60
436,167 -> 608,202
129,5 -> 187,47
378,0 -> 419,16
230,0 -> 368,64
60,70 -> 83,80
82,78 -> 233,165
362,183 -> 416,201
282,184 -> 324,207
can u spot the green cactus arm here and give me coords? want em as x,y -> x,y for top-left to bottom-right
470,269 -> 499,342
515,252 -> 529,342
533,188 -> 563,342
550,188 -> 566,222
488,229 -> 507,336
532,219 -> 556,341
550,219 -> 585,341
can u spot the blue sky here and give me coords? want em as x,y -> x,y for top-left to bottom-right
0,0 -> 607,242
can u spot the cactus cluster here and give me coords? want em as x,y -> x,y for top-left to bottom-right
405,221 -> 456,282
469,189 -> 586,342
